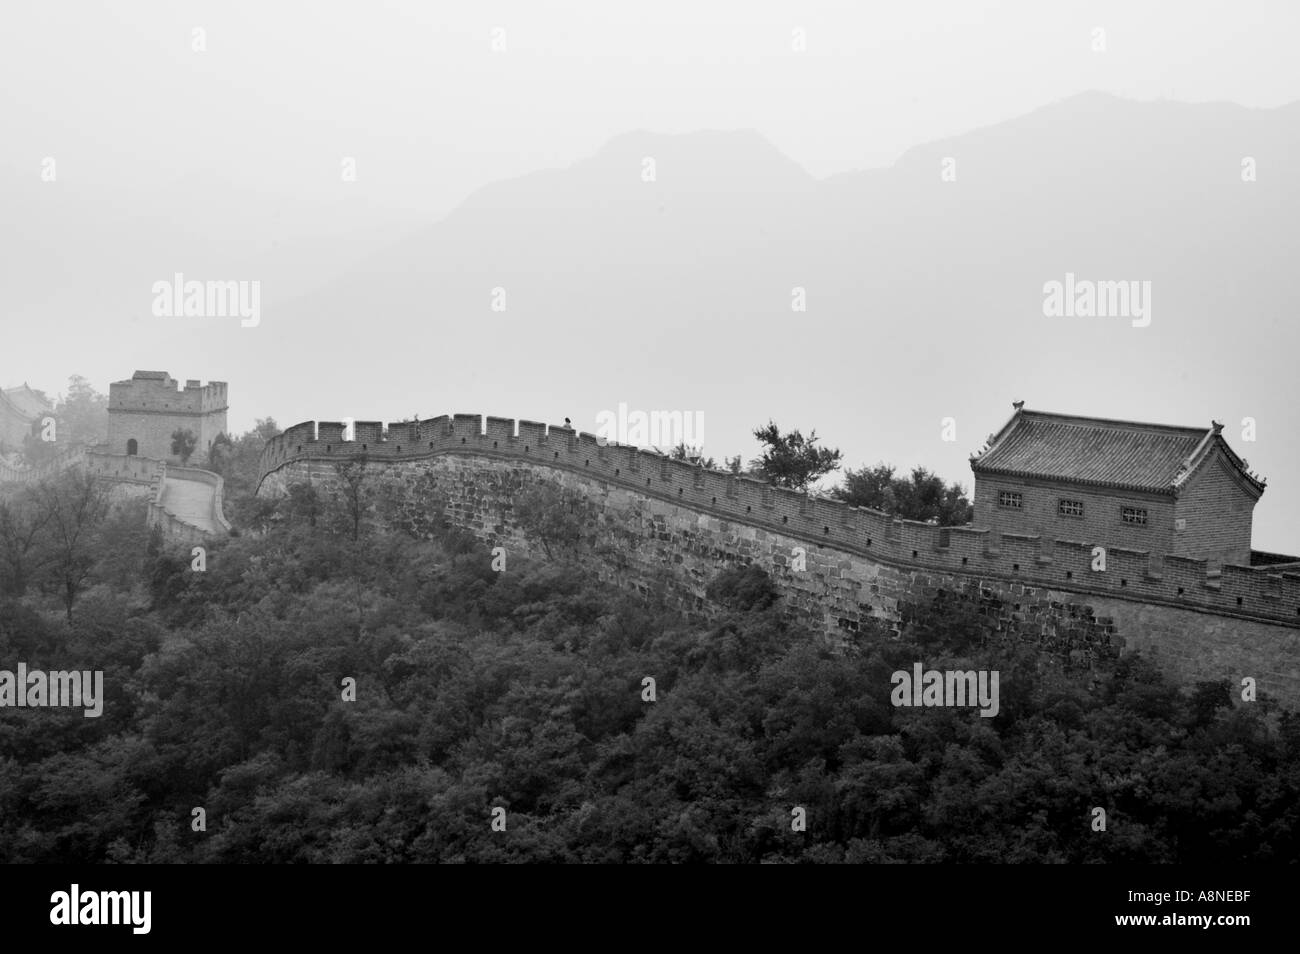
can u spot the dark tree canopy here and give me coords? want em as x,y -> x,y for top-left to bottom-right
750,421 -> 843,490
170,428 -> 198,464
833,463 -> 974,526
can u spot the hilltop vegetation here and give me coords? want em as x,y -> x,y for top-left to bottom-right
0,453 -> 1297,863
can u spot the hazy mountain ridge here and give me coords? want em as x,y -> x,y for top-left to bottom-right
8,92 -> 1300,548
248,92 -> 1299,550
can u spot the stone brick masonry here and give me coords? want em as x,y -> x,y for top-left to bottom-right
107,372 -> 228,464
256,416 -> 1300,708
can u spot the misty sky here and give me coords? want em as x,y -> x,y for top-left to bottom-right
3,1 -> 1299,549
5,1 -> 1296,215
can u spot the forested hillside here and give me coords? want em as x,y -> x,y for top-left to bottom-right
1,466 -> 1297,863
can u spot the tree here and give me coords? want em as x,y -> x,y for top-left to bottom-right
1188,679 -> 1233,728
833,463 -> 898,514
0,493 -> 53,597
208,418 -> 281,525
705,563 -> 779,612
832,464 -> 973,526
750,421 -> 843,491
284,482 -> 322,529
251,418 -> 282,443
515,484 -> 588,559
333,456 -> 371,542
29,469 -> 111,621
20,423 -> 60,468
208,432 -> 235,473
53,376 -> 109,446
171,429 -> 198,464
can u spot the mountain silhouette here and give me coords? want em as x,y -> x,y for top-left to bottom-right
10,92 -> 1300,548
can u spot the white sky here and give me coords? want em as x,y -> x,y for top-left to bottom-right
3,1 -> 1297,217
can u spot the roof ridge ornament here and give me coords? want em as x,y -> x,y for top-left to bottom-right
1012,400 -> 1025,411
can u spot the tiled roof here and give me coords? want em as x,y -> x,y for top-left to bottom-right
971,406 -> 1265,496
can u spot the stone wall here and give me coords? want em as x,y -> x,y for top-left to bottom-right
258,417 -> 1300,628
258,432 -> 1300,709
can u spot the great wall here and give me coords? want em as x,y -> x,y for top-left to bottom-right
255,415 -> 1300,708
0,446 -> 230,544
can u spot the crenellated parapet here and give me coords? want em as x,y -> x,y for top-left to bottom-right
257,415 -> 1300,630
108,373 -> 229,415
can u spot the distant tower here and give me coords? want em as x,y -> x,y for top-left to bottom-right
107,371 -> 228,464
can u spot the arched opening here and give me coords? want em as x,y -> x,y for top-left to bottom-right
127,438 -> 138,456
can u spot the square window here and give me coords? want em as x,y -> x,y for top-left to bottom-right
998,491 -> 1023,509
1121,507 -> 1148,525
1058,499 -> 1084,518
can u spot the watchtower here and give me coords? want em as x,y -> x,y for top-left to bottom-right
107,371 -> 228,464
